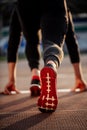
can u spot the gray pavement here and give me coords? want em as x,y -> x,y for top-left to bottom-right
0,54 -> 87,130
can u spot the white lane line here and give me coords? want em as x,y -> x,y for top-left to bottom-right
11,88 -> 80,94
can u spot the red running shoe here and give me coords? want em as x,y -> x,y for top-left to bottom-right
38,66 -> 58,113
30,76 -> 41,96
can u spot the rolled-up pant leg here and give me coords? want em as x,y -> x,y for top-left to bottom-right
41,13 -> 68,67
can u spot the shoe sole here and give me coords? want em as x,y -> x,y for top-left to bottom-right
38,67 -> 58,113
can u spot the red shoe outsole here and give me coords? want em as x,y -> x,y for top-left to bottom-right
38,67 -> 58,113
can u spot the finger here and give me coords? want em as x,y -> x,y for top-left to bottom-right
4,88 -> 11,95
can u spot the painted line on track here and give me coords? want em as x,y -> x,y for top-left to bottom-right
11,88 -> 80,94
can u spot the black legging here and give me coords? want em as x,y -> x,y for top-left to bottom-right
7,0 -> 80,70
65,10 -> 80,63
7,8 -> 22,63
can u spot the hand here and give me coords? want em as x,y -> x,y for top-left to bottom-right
2,82 -> 20,95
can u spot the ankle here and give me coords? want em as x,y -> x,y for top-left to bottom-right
31,68 -> 40,77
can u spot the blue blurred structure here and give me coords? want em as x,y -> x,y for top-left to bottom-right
0,35 -> 26,56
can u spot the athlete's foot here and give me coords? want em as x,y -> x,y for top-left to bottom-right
71,80 -> 87,93
38,64 -> 58,113
2,82 -> 20,95
30,75 -> 41,96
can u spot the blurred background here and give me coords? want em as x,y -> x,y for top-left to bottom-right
0,0 -> 87,59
